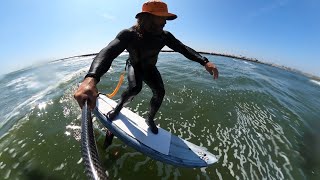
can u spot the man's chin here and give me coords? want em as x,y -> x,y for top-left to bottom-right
153,29 -> 164,35
145,27 -> 163,35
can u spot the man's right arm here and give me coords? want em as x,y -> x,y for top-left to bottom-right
74,29 -> 131,109
85,29 -> 132,82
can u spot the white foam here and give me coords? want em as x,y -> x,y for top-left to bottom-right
310,79 -> 320,86
1,66 -> 88,129
6,76 -> 39,90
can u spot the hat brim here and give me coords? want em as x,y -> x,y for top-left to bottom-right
135,12 -> 177,20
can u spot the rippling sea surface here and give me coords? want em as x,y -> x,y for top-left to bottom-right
0,53 -> 319,179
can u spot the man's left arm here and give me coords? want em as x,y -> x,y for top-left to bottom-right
164,31 -> 219,79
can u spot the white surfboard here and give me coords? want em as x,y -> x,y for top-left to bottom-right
93,94 -> 218,167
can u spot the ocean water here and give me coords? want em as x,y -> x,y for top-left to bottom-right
0,53 -> 319,180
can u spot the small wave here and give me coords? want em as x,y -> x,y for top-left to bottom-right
0,66 -> 88,135
243,61 -> 252,65
6,76 -> 39,91
310,79 -> 320,86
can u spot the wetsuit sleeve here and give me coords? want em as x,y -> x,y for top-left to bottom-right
85,29 -> 131,82
164,31 -> 209,66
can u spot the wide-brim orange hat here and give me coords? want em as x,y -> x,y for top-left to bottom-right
135,0 -> 177,20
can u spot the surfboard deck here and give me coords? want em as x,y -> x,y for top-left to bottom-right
93,94 -> 218,167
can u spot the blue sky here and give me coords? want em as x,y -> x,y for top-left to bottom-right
1,0 -> 319,76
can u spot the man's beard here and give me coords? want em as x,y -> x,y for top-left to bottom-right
148,23 -> 164,35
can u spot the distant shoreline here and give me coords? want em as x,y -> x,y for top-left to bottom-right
196,51 -> 320,81
60,50 -> 320,81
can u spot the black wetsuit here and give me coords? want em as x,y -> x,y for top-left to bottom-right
86,26 -> 209,120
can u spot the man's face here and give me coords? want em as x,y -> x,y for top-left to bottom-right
149,15 -> 167,34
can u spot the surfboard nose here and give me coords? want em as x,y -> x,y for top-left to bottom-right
186,141 -> 218,166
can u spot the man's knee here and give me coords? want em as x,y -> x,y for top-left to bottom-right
130,85 -> 142,95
